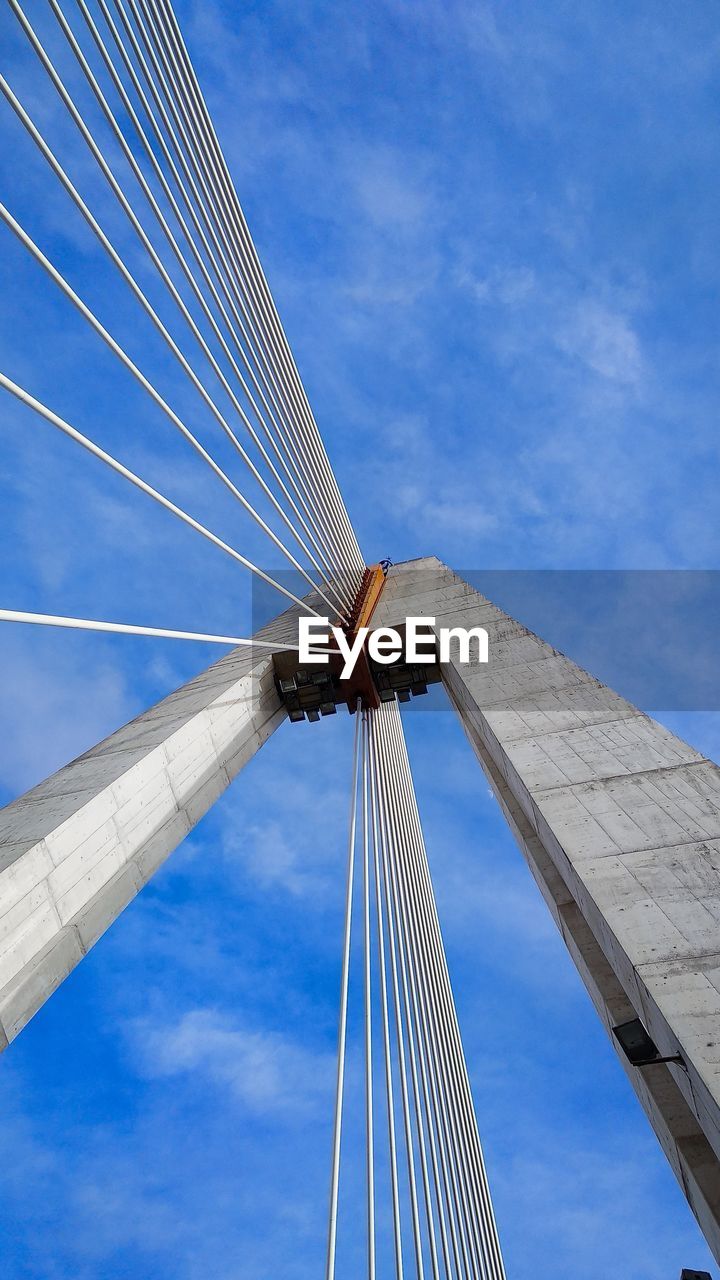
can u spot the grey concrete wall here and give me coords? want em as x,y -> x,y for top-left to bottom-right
0,604 -> 303,1048
374,558 -> 720,1262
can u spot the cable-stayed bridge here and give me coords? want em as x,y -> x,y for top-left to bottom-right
0,2 -> 719,1275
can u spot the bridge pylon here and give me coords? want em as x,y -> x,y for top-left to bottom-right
1,558 -> 720,1263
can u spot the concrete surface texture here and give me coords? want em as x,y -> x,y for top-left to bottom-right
374,558 -> 720,1261
0,601 -> 309,1049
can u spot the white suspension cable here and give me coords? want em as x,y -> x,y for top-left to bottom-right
0,19 -> 351,620
0,372 -> 322,618
140,0 -> 364,574
105,0 -> 362,595
371,715 -> 456,1280
35,0 -> 351,617
119,0 -> 365,584
71,0 -> 354,601
0,609 -> 313,652
361,712 -> 376,1280
378,707 -> 481,1278
96,0 -> 361,602
385,706 -> 507,1280
151,0 -> 365,576
385,704 -> 502,1280
48,0 -> 347,611
325,698 -> 362,1280
371,715 -> 431,1280
0,201 -> 344,621
379,708 -> 483,1280
374,710 -> 451,1280
383,705 -> 507,1280
367,720 -> 404,1280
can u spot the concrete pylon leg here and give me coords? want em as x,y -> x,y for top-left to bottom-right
0,603 -> 304,1049
374,558 -> 720,1262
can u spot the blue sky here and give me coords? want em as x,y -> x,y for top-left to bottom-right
0,1 -> 719,1276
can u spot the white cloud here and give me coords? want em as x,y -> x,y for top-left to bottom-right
458,263 -> 537,307
217,719 -> 355,900
0,636 -> 135,795
496,1141 -> 714,1279
129,1008 -> 333,1116
555,299 -> 643,385
425,496 -> 500,538
350,146 -> 432,230
225,817 -> 321,897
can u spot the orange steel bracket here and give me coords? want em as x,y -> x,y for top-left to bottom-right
352,563 -> 387,633
341,563 -> 389,712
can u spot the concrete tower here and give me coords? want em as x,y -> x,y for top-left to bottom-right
1,559 -> 719,1259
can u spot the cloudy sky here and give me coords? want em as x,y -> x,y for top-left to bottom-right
0,0 -> 719,1277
